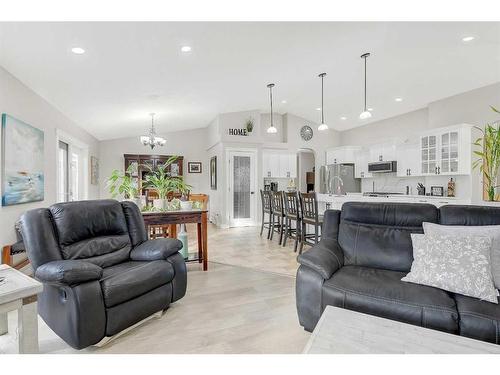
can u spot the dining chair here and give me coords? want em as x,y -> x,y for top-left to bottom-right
282,191 -> 301,252
260,190 -> 273,239
298,192 -> 323,254
270,191 -> 286,245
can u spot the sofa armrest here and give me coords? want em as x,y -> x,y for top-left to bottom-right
297,239 -> 344,279
35,260 -> 103,285
129,238 -> 183,261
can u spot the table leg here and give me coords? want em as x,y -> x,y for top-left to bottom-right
201,212 -> 208,271
0,312 -> 8,335
169,224 -> 177,239
197,223 -> 202,263
18,297 -> 39,354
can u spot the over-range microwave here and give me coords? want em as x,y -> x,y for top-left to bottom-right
367,161 -> 397,173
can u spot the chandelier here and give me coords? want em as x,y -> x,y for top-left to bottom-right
140,113 -> 166,149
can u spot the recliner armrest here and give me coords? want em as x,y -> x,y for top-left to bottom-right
35,260 -> 103,285
297,239 -> 344,279
129,238 -> 183,261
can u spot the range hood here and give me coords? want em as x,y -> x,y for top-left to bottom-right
368,161 -> 397,173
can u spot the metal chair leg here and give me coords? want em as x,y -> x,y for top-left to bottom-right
267,212 -> 272,239
314,223 -> 319,244
260,210 -> 265,236
282,217 -> 288,247
270,214 -> 275,241
278,216 -> 284,245
299,222 -> 306,254
293,220 -> 299,252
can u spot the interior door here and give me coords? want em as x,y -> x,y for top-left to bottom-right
228,151 -> 256,227
57,140 -> 87,202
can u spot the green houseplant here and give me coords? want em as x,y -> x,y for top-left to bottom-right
142,155 -> 192,210
473,106 -> 500,201
107,164 -> 140,204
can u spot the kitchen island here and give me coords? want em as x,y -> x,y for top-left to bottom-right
317,193 -> 471,211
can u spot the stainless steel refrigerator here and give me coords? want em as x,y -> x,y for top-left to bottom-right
319,164 -> 361,194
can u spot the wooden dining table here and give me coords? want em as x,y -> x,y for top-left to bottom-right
142,209 -> 208,271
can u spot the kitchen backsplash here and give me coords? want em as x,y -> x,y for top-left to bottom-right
360,174 -> 470,198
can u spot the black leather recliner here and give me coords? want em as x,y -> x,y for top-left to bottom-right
20,199 -> 187,349
296,202 -> 500,345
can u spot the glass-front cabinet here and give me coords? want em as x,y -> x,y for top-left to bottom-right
419,125 -> 471,176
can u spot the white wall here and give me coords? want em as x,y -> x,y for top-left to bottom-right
0,66 -> 100,247
298,151 -> 315,192
339,82 -> 500,203
99,128 -> 210,199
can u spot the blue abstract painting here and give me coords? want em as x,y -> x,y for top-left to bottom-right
2,114 -> 44,206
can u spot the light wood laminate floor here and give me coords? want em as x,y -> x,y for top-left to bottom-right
0,225 -> 309,354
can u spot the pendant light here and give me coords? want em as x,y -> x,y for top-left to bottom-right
359,52 -> 372,120
140,113 -> 166,149
317,72 -> 328,131
266,83 -> 277,134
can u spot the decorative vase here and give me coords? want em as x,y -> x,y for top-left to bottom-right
153,198 -> 167,210
180,201 -> 193,210
178,224 -> 189,260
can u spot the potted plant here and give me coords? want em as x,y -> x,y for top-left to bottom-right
245,117 -> 254,133
174,177 -> 193,210
107,165 -> 140,206
143,156 -> 193,210
473,106 -> 500,201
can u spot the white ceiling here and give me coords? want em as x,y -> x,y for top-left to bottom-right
0,22 -> 499,140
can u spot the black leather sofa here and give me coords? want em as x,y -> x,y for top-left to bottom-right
296,202 -> 500,345
20,199 -> 187,349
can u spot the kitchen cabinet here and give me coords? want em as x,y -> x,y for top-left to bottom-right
262,151 -> 297,178
355,149 -> 372,178
397,142 -> 420,177
419,124 -> 472,176
369,143 -> 397,162
326,146 -> 360,165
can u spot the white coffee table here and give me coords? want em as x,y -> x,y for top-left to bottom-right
0,264 -> 43,353
303,305 -> 500,354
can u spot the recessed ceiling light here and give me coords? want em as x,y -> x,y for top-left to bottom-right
71,47 -> 85,55
462,36 -> 475,42
181,46 -> 192,52
281,100 -> 287,104
395,97 -> 403,102
340,116 -> 347,120
316,107 -> 321,111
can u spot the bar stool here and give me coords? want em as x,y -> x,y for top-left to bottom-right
270,191 -> 286,245
282,191 -> 301,252
260,190 -> 273,239
299,192 -> 323,254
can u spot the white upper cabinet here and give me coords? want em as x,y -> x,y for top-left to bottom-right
369,143 -> 397,162
355,148 -> 372,178
397,142 -> 420,177
262,151 -> 297,178
419,124 -> 472,176
326,146 -> 360,165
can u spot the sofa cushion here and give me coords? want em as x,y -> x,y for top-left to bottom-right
338,202 -> 439,272
50,199 -> 129,247
322,265 -> 459,334
454,294 -> 500,344
100,260 -> 174,307
439,205 -> 500,226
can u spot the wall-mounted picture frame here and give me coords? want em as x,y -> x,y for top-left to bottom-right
188,161 -> 202,173
1,114 -> 45,206
90,156 -> 99,185
210,156 -> 217,190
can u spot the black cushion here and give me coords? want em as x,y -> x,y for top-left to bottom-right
338,202 -> 438,272
35,260 -> 103,285
100,260 -> 174,307
322,265 -> 459,334
50,199 -> 129,247
440,205 -> 500,226
130,238 -> 183,261
454,294 -> 500,344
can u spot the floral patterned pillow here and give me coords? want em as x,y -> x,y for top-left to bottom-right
402,234 -> 498,304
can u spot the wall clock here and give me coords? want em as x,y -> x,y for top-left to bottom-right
300,125 -> 313,141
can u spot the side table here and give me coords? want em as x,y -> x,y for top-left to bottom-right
0,264 -> 43,353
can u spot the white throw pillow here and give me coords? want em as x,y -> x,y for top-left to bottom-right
402,234 -> 498,304
423,222 -> 500,290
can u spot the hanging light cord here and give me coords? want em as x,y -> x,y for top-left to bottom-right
268,83 -> 275,127
364,56 -> 367,111
320,73 -> 325,124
